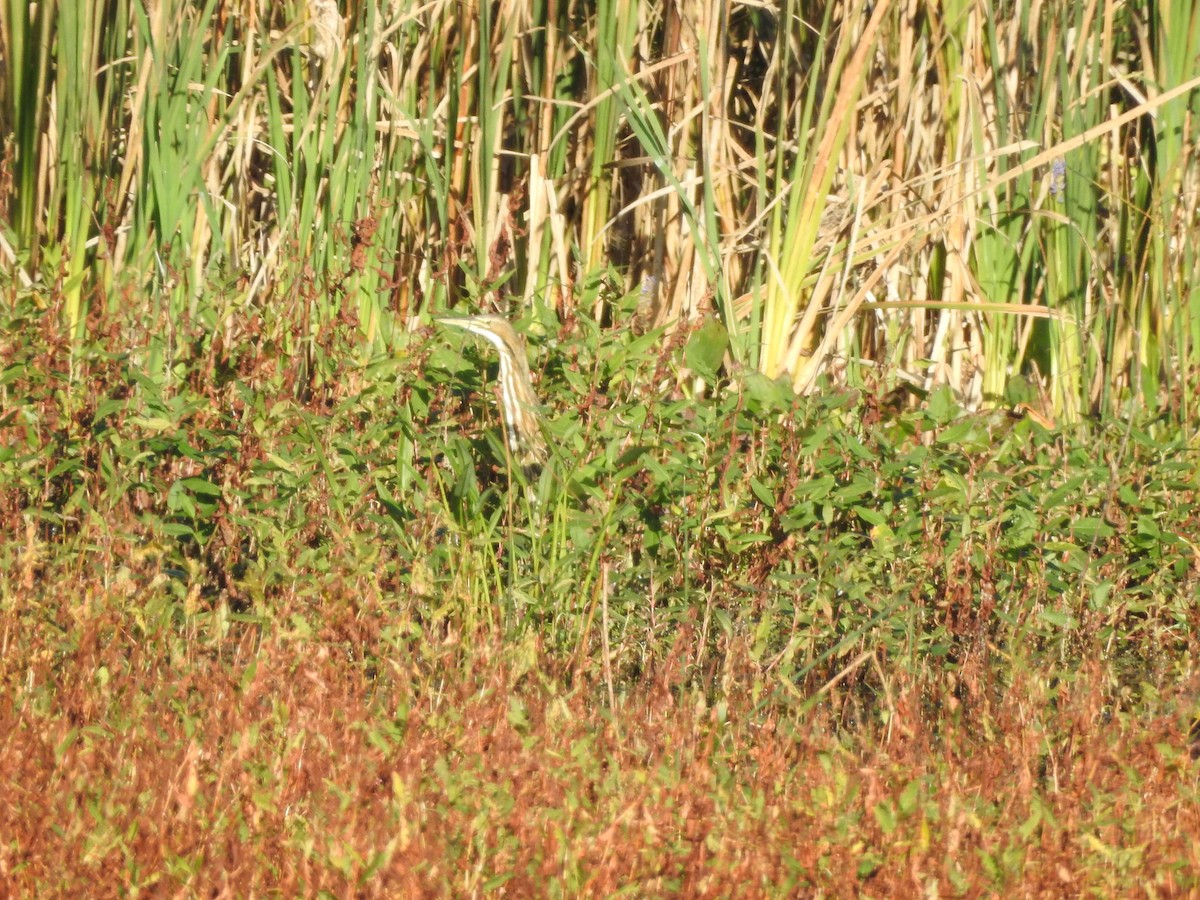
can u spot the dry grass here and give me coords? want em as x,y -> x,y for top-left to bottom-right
3,0 -> 1198,415
3,572 -> 1199,895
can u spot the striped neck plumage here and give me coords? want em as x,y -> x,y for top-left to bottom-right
435,314 -> 547,470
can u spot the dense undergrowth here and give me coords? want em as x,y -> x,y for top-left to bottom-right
4,0 -> 1200,891
3,293 -> 1199,894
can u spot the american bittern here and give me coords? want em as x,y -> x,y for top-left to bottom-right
435,314 -> 547,470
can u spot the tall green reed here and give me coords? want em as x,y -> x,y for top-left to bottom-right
1,0 -> 1197,425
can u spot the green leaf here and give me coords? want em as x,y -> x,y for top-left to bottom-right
741,371 -> 794,410
749,477 -> 774,507
685,318 -> 729,383
926,384 -> 959,424
874,801 -> 897,834
178,476 -> 222,497
0,363 -> 27,387
1038,608 -> 1076,629
854,506 -> 887,527
1071,517 -> 1114,542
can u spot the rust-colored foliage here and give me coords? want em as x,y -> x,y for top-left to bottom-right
2,565 -> 1199,896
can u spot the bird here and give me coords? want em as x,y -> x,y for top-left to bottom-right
435,314 -> 548,471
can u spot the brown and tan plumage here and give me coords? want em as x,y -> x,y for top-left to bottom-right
435,314 -> 547,470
